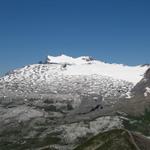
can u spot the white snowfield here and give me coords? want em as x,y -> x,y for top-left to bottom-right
0,55 -> 148,99
47,55 -> 147,84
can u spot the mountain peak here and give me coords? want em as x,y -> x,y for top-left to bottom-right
45,54 -> 95,65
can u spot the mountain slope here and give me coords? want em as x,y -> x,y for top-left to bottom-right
0,55 -> 150,150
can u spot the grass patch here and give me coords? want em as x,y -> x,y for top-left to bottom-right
123,108 -> 150,136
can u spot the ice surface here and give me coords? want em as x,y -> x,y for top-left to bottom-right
46,54 -> 148,84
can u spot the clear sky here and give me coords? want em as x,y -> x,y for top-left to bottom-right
0,0 -> 150,75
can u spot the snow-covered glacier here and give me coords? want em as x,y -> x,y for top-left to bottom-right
0,55 -> 147,99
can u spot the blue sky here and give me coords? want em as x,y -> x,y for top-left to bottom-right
0,0 -> 150,75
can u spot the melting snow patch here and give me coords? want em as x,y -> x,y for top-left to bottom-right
144,87 -> 150,97
125,91 -> 132,99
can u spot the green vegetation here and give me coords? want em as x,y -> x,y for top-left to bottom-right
0,136 -> 61,150
123,108 -> 150,136
0,129 -> 61,150
74,129 -> 137,150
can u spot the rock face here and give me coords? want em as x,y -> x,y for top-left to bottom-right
0,55 -> 150,150
144,68 -> 150,79
131,68 -> 150,96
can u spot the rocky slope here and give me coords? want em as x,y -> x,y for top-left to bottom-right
74,129 -> 150,150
